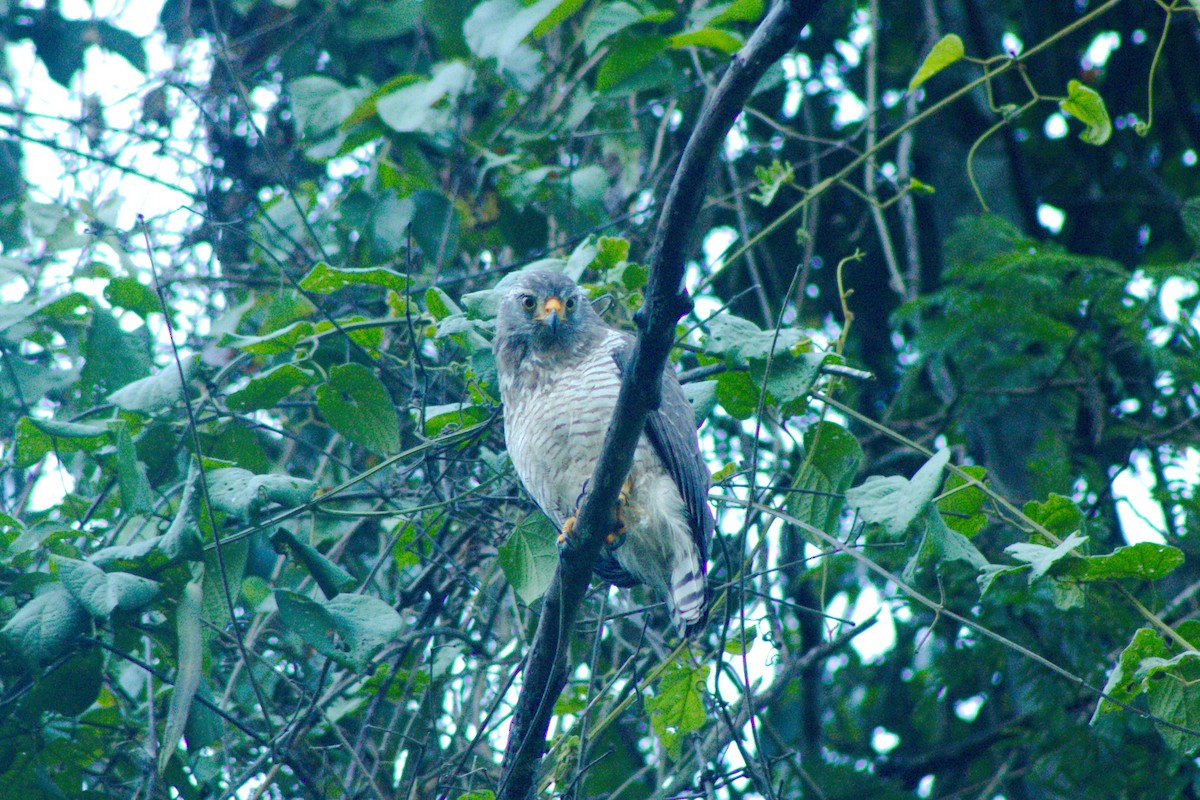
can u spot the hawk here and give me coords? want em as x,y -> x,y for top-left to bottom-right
493,269 -> 713,637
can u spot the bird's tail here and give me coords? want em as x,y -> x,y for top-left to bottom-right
669,550 -> 708,637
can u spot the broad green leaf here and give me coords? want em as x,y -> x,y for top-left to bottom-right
1148,674 -> 1200,755
714,369 -> 759,420
275,590 -> 403,671
710,0 -> 763,23
937,466 -> 988,537
845,449 -> 951,539
55,556 -> 159,618
206,467 -> 317,519
298,261 -> 410,294
668,28 -> 742,53
595,35 -> 668,92
104,277 -> 160,317
288,75 -> 367,138
1059,79 -> 1112,145
0,585 -> 89,670
1062,542 -> 1184,582
644,657 -> 709,759
110,419 -> 154,513
201,539 -> 248,643
376,62 -> 473,134
1004,531 -> 1088,584
790,420 -> 863,542
682,379 -> 718,425
107,354 -> 196,413
529,0 -> 586,36
908,34 -> 964,92
226,363 -> 319,412
81,307 -> 152,402
498,514 -> 559,604
270,528 -> 356,599
22,646 -> 102,717
1023,494 -> 1083,538
223,321 -> 316,355
317,363 -> 402,455
419,402 -> 489,437
750,350 -> 829,413
705,314 -> 806,365
902,506 -> 990,584
15,416 -> 107,468
464,0 -> 561,61
160,574 -> 204,774
582,1 -> 649,55
425,286 -> 463,320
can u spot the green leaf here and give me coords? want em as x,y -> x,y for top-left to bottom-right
1062,542 -> 1184,582
751,159 -> 794,206
714,369 -> 758,420
498,514 -> 559,604
419,402 -> 489,437
1004,531 -> 1088,584
937,466 -> 988,537
1023,494 -> 1083,538
750,350 -> 829,413
669,27 -> 742,53
288,75 -> 367,139
298,261 -> 410,294
595,35 -> 668,92
223,321 -> 316,355
316,363 -> 402,455
0,585 -> 89,670
376,62 -> 474,134
425,286 -> 463,320
206,467 -> 317,519
1095,627 -> 1169,719
705,314 -> 806,365
275,590 -> 403,671
644,657 -> 709,759
682,379 -> 718,425
583,1 -> 650,55
711,0 -> 763,24
845,449 -> 951,539
104,277 -> 160,317
790,421 -> 863,542
110,419 -> 154,513
464,0 -> 562,61
160,575 -> 204,774
107,355 -> 196,413
226,363 -> 319,412
1148,673 -> 1200,755
908,34 -> 964,92
82,307 -> 151,402
15,416 -> 107,468
1059,79 -> 1112,145
201,539 -> 248,643
902,505 -> 990,584
55,556 -> 159,618
22,645 -> 102,717
270,528 -> 357,599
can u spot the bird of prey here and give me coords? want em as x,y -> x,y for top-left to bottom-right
492,269 -> 713,637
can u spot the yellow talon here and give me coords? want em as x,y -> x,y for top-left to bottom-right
559,515 -> 577,546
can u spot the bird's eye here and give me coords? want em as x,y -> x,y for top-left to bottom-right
565,297 -> 576,311
520,295 -> 537,311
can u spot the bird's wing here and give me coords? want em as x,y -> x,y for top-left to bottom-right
610,341 -> 713,564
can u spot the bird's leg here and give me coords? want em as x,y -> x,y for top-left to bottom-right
606,476 -> 633,547
557,480 -> 590,548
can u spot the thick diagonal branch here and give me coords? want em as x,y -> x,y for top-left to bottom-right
496,3 -> 824,798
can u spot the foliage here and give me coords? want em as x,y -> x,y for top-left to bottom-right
1,0 -> 1200,799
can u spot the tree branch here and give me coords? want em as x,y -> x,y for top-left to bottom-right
496,3 -> 825,797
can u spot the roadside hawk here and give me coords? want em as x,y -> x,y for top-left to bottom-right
493,269 -> 713,636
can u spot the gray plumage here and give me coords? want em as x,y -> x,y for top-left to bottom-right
492,269 -> 713,636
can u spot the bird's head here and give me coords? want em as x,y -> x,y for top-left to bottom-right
495,269 -> 600,355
